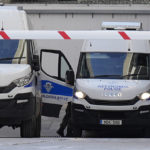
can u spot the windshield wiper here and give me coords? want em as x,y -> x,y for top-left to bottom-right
0,57 -> 26,61
92,74 -> 148,79
122,74 -> 148,78
94,75 -> 122,78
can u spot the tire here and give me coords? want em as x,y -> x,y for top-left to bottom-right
20,117 -> 36,138
66,120 -> 82,137
144,128 -> 150,138
72,127 -> 82,137
34,113 -> 41,137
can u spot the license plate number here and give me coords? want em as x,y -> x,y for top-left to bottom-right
100,120 -> 122,125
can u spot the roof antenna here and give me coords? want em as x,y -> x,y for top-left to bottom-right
1,21 -> 4,31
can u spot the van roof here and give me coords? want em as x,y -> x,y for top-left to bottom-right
0,7 -> 28,30
0,6 -> 18,10
82,40 -> 150,53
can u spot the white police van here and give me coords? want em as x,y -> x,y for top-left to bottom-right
69,38 -> 150,137
0,6 -> 41,137
42,22 -> 150,137
68,22 -> 150,137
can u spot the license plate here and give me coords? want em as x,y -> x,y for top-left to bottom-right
100,120 -> 122,125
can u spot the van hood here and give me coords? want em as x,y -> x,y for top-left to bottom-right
76,79 -> 150,101
0,64 -> 31,86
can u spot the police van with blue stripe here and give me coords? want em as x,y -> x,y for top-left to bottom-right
41,22 -> 150,137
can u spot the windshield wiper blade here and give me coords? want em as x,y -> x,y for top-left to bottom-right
0,57 -> 26,61
93,74 -> 148,79
94,75 -> 122,78
122,74 -> 147,78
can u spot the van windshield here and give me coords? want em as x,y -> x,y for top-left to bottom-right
0,40 -> 26,64
77,52 -> 150,80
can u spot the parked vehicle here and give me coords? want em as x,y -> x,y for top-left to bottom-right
66,22 -> 150,137
0,6 -> 41,137
68,38 -> 150,137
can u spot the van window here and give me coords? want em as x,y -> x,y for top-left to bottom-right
41,52 -> 59,77
77,52 -> 150,80
41,49 -> 73,81
0,40 -> 26,64
60,56 -> 70,80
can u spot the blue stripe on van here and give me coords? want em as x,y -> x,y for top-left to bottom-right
24,82 -> 32,88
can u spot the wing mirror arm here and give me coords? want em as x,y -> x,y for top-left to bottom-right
32,55 -> 40,71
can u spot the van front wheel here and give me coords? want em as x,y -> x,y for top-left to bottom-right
72,127 -> 82,137
144,128 -> 150,138
20,117 -> 36,138
34,113 -> 41,137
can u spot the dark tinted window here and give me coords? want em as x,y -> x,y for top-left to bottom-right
77,52 -> 150,80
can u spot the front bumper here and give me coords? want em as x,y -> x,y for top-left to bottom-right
71,103 -> 150,130
0,93 -> 35,126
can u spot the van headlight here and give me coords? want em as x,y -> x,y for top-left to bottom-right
139,92 -> 150,100
13,73 -> 32,87
74,91 -> 86,99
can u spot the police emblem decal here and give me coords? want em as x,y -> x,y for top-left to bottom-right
44,82 -> 53,93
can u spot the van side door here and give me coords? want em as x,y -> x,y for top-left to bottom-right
40,49 -> 74,117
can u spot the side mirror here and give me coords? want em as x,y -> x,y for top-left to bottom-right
65,70 -> 74,86
33,55 -> 40,71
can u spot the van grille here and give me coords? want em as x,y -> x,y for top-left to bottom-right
98,110 -> 134,119
0,83 -> 16,93
85,97 -> 139,106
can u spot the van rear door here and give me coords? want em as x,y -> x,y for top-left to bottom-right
40,49 -> 73,117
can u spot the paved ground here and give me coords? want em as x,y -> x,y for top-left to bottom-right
0,138 -> 150,150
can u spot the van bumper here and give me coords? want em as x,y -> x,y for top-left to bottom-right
0,93 -> 35,126
71,103 -> 150,130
